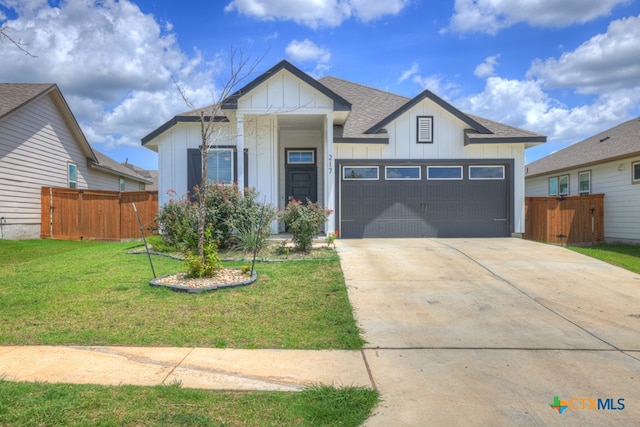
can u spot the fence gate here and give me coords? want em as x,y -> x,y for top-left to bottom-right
524,194 -> 604,245
41,187 -> 158,241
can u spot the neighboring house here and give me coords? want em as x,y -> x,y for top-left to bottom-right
121,160 -> 158,191
142,60 -> 545,238
0,83 -> 152,239
525,117 -> 640,243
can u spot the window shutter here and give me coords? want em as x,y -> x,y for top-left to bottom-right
417,116 -> 433,143
187,148 -> 202,197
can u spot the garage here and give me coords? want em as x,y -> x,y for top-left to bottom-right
337,161 -> 512,238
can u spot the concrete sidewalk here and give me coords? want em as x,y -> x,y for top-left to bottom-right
0,346 -> 373,391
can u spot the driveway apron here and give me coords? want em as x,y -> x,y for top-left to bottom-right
337,238 -> 640,426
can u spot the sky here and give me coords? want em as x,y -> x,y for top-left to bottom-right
1,0 -> 639,171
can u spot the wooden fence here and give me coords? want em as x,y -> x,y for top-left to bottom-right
524,194 -> 604,245
41,187 -> 158,241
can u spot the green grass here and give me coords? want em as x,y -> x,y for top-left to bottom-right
568,243 -> 640,274
0,380 -> 379,427
0,239 -> 364,349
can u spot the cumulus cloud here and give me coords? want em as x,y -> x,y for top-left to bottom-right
285,39 -> 332,78
0,0 -> 221,150
412,74 -> 461,101
528,14 -> 640,94
474,54 -> 500,78
225,0 -> 409,28
448,0 -> 628,35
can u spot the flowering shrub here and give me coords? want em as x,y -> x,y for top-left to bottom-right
280,197 -> 332,252
327,230 -> 339,248
154,190 -> 198,249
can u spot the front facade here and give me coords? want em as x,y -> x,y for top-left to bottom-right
526,117 -> 640,243
143,61 -> 545,238
0,83 -> 151,239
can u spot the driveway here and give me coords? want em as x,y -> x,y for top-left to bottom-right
337,238 -> 640,426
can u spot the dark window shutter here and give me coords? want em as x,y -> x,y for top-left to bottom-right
244,148 -> 249,188
187,148 -> 201,196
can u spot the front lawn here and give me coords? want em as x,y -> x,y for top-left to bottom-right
0,239 -> 364,349
568,243 -> 640,275
0,381 -> 378,427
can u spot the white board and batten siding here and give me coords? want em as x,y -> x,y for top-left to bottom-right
525,156 -> 640,243
334,98 -> 527,233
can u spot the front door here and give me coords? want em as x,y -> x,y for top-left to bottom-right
285,149 -> 317,204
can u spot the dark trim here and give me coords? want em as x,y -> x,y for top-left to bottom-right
220,60 -> 352,112
142,115 -> 229,146
416,115 -> 434,144
334,137 -> 389,144
335,158 -> 515,237
465,134 -> 547,145
365,90 -> 492,135
285,147 -> 317,165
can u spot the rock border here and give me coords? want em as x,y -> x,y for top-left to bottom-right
150,270 -> 257,293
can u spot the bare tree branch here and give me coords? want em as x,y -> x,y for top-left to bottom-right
0,26 -> 36,57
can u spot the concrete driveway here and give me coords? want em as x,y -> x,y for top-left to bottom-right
337,238 -> 640,426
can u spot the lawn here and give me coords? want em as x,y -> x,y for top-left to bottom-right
568,243 -> 640,275
0,239 -> 364,349
0,381 -> 378,427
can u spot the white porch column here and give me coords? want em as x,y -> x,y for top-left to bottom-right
236,113 -> 244,195
325,112 -> 335,234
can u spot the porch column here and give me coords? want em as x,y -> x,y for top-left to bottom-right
325,112 -> 335,234
236,113 -> 244,195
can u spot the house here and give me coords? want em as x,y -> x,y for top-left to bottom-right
0,83 -> 152,240
142,60 -> 546,238
525,117 -> 640,244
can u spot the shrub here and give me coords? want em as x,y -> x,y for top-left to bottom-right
280,198 -> 332,252
183,236 -> 223,279
154,190 -> 198,250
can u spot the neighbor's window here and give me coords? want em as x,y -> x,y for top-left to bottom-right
469,165 -> 505,180
119,177 -> 125,191
559,174 -> 569,195
385,166 -> 421,180
548,177 -> 558,196
287,150 -> 314,164
207,149 -> 234,184
633,161 -> 640,183
139,182 -> 145,191
68,163 -> 77,189
578,171 -> 591,194
417,116 -> 433,143
427,166 -> 462,180
343,166 -> 379,180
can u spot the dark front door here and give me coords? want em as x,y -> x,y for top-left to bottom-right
285,165 -> 317,204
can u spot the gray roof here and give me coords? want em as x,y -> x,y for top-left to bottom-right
526,117 -> 640,177
0,83 -> 55,121
92,151 -> 152,184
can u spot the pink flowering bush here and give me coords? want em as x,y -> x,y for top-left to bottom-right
280,197 -> 332,252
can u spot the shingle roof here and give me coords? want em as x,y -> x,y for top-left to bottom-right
525,117 -> 640,177
92,151 -> 151,184
0,83 -> 55,120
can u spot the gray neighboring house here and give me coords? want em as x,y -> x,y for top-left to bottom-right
0,83 -> 152,240
143,60 -> 546,239
525,117 -> 640,243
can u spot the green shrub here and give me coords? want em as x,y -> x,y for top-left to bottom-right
280,198 -> 331,252
183,237 -> 223,279
154,190 -> 197,249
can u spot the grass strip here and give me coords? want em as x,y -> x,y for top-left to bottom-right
568,243 -> 640,275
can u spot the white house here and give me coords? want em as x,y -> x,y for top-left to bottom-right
142,60 -> 545,238
0,83 -> 152,239
525,117 -> 640,243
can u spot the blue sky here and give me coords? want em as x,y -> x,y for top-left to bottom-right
1,0 -> 639,171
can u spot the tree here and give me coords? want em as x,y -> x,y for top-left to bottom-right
0,26 -> 36,57
175,49 -> 263,261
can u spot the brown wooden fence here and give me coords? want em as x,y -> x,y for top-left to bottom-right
41,187 -> 158,241
524,194 -> 604,245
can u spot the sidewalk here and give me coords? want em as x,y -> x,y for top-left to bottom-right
0,346 -> 373,391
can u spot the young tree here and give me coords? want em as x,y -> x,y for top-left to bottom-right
175,49 -> 263,260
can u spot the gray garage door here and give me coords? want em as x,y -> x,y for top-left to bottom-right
339,162 -> 510,238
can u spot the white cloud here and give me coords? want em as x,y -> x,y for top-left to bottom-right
225,0 -> 409,28
285,39 -> 331,63
528,14 -> 640,94
0,0 -> 221,150
410,71 -> 461,101
474,54 -> 500,78
398,62 -> 419,83
449,0 -> 629,35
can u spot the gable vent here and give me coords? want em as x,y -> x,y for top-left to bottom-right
417,116 -> 433,143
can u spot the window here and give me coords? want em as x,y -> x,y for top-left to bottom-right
559,174 -> 569,196
385,166 -> 421,180
469,165 -> 505,180
427,166 -> 462,180
633,161 -> 640,183
139,183 -> 145,190
343,166 -> 378,180
119,177 -> 125,191
548,177 -> 558,196
68,163 -> 77,189
287,150 -> 314,164
207,149 -> 234,184
578,171 -> 591,194
417,116 -> 433,143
